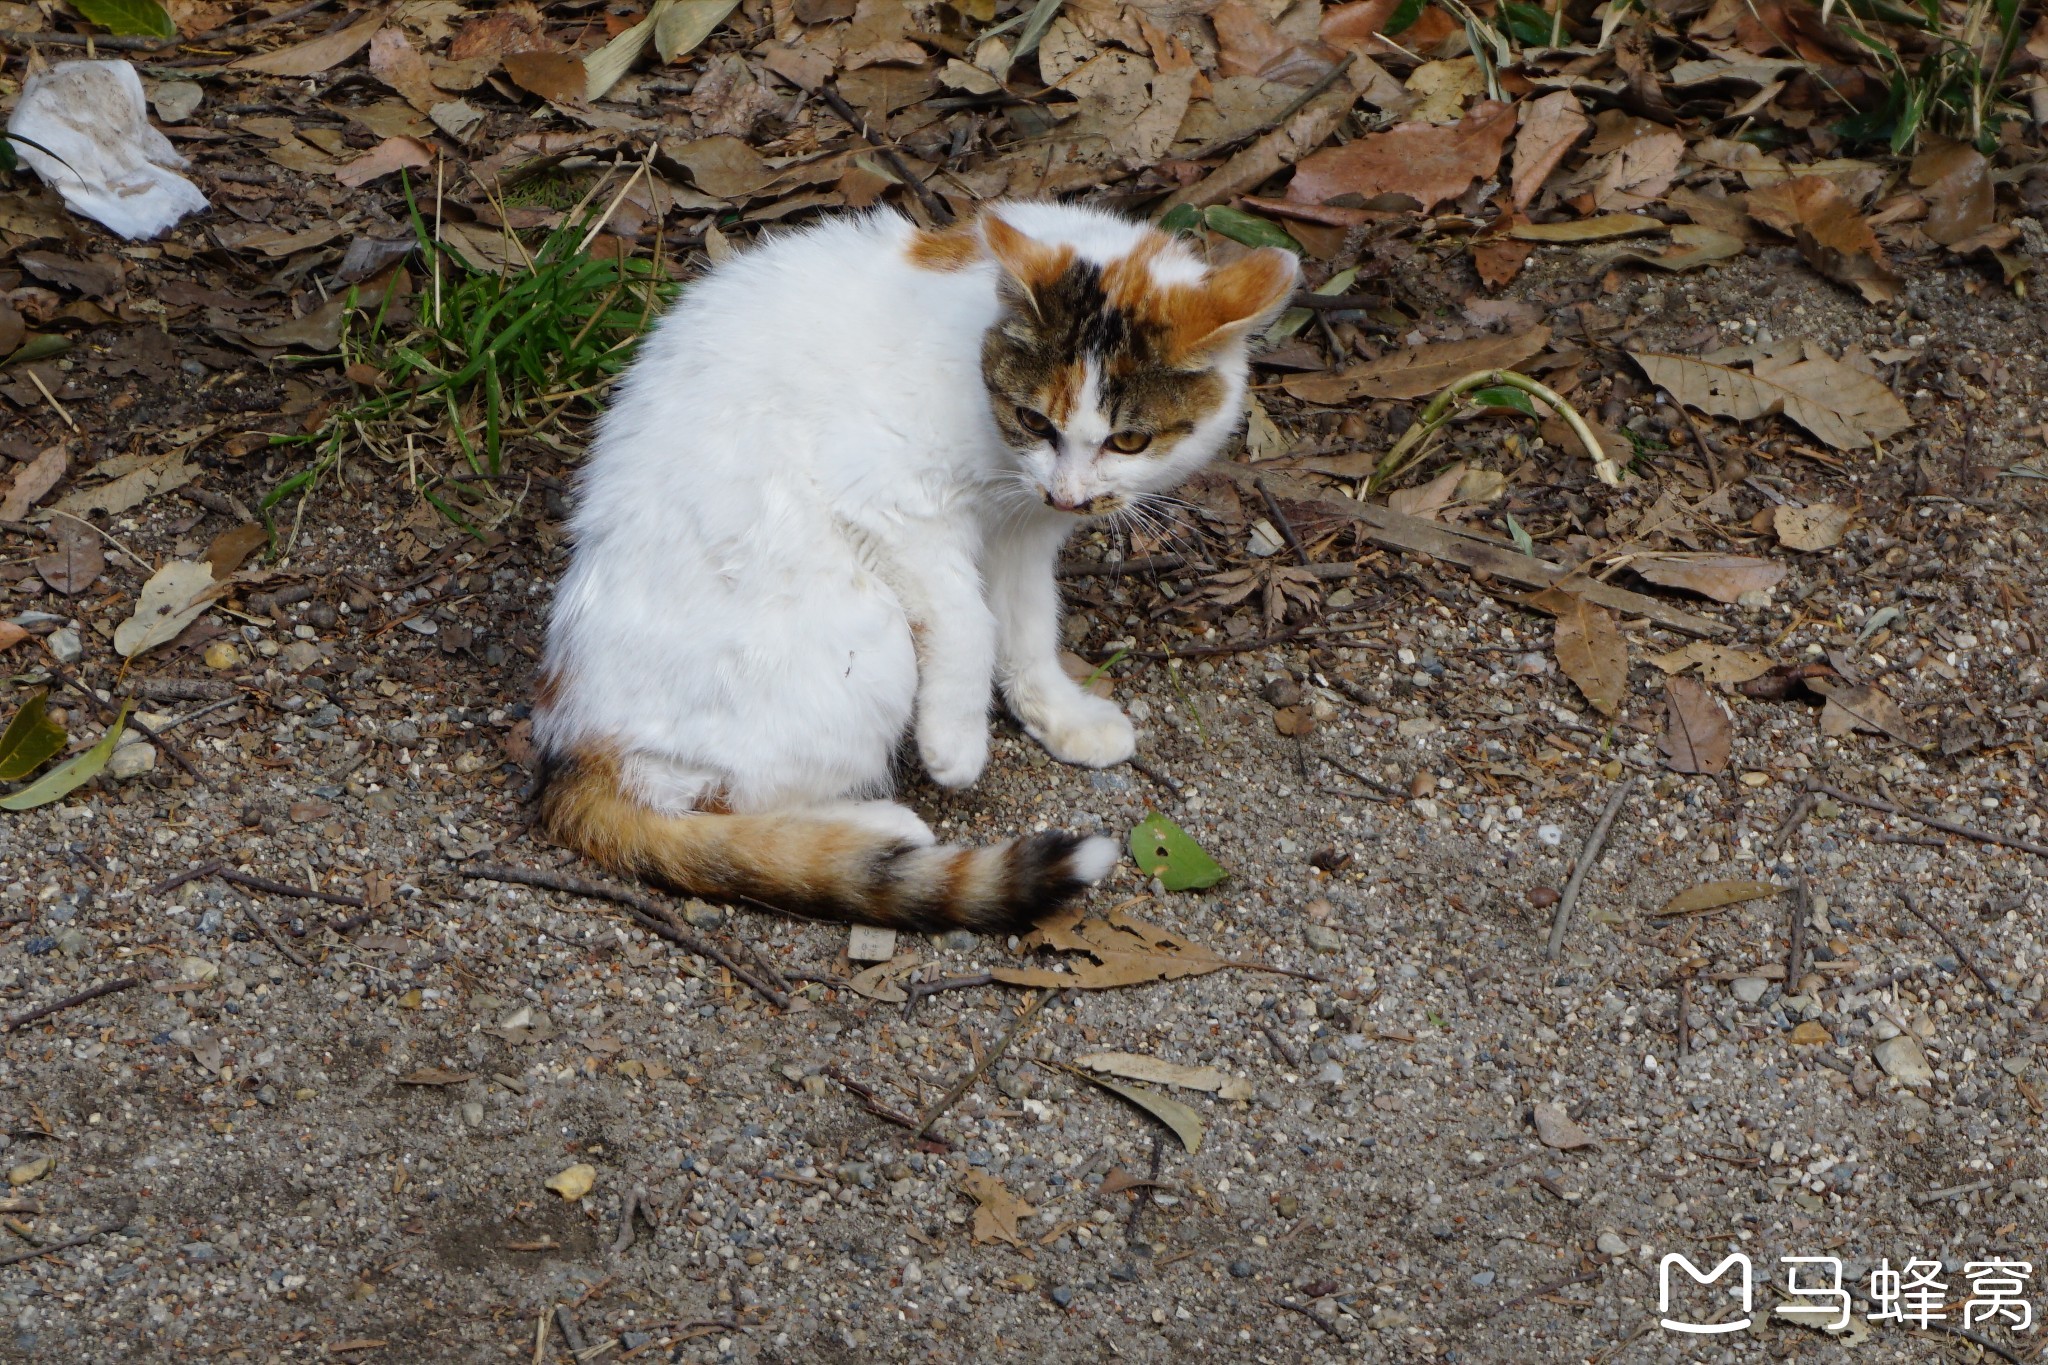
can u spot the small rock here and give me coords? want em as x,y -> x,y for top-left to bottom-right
45,629 -> 81,664
1367,1308 -> 1412,1330
1533,1101 -> 1596,1150
1536,824 -> 1564,846
1051,1286 -> 1075,1308
1470,1270 -> 1496,1287
1596,1232 -> 1628,1257
7,1156 -> 52,1187
1229,1260 -> 1254,1278
1527,886 -> 1560,908
1731,976 -> 1769,1004
460,1102 -> 484,1126
1303,924 -> 1343,953
545,1163 -> 596,1201
1262,676 -> 1303,708
180,1242 -> 218,1263
681,901 -> 724,929
1874,1035 -> 1933,1085
279,640 -> 323,672
1315,1061 -> 1344,1084
1788,1021 -> 1831,1045
202,640 -> 241,670
107,743 -> 156,781
934,929 -> 978,952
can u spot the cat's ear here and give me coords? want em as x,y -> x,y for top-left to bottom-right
1166,248 -> 1301,362
982,214 -> 1074,320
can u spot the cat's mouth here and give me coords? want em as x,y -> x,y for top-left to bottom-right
1043,492 -> 1122,517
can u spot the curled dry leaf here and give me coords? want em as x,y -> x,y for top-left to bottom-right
35,517 -> 103,596
1772,502 -> 1853,551
960,1170 -> 1035,1246
1631,552 -> 1786,604
229,8 -> 382,74
1909,141 -> 1995,248
0,444 -> 69,521
114,559 -> 216,659
48,446 -> 198,518
368,27 -> 440,114
1743,175 -> 1899,303
1526,587 -> 1626,717
1386,461 -> 1467,520
203,523 -> 269,578
995,903 -> 1231,990
1508,213 -> 1661,242
1653,879 -> 1778,917
1284,325 -> 1549,405
1510,91 -> 1589,209
1320,0 -> 1458,59
1074,1051 -> 1253,1101
1285,99 -> 1516,216
1591,129 -> 1684,211
335,136 -> 434,189
1631,349 -> 1910,452
1614,224 -> 1744,272
1650,641 -> 1776,685
1070,1070 -> 1207,1154
503,50 -> 590,105
1814,681 -> 1929,749
1660,676 -> 1732,775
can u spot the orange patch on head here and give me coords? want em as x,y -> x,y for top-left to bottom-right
1100,233 -> 1170,316
1156,248 -> 1300,364
906,222 -> 982,272
982,214 -> 1077,301
1038,361 -> 1085,424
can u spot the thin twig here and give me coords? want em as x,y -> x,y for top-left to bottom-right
1059,555 -> 1191,580
1502,1268 -> 1603,1312
44,665 -> 208,787
553,1305 -> 588,1355
0,27 -> 177,49
1768,792 -> 1814,852
1125,1129 -> 1165,1241
815,84 -> 954,225
0,1217 -> 124,1268
1676,974 -> 1691,1060
462,865 -> 789,1010
1,978 -> 139,1033
822,1067 -> 936,1141
902,972 -> 994,1020
1816,783 -> 2048,860
1254,476 -> 1313,568
1546,778 -> 1636,959
1261,1026 -> 1301,1067
244,899 -> 311,971
914,988 -> 1052,1138
1269,1296 -> 1346,1340
1185,52 -> 1354,160
1784,873 -> 1808,990
1899,891 -> 1997,995
150,859 -> 368,909
1128,756 -> 1182,796
609,1186 -> 647,1256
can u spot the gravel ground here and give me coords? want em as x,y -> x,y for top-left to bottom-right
0,239 -> 2042,1365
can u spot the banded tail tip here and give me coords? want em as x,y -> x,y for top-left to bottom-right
1069,834 -> 1119,887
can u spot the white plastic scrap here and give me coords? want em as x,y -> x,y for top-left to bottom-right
5,60 -> 208,241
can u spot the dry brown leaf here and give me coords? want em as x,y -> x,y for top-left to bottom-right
504,50 -> 589,105
1320,0 -> 1458,58
1533,1101 -> 1596,1149
230,9 -> 383,75
1661,676 -> 1732,775
1546,591 -> 1626,717
1471,233 -> 1530,289
1631,350 -> 1911,452
1286,99 -> 1515,215
960,1170 -> 1035,1247
1666,185 -> 1754,238
1615,224 -> 1744,272
1211,0 -> 1335,83
0,622 -> 25,652
1404,57 -> 1483,124
449,3 -> 549,61
369,27 -> 440,113
0,445 -> 69,521
335,136 -> 434,189
1653,879 -> 1778,917
1744,175 -> 1899,303
1386,461 -> 1467,520
992,904 -> 1234,991
47,447 -> 199,519
1815,682 -> 1929,748
1591,129 -> 1684,211
1909,141 -> 1995,248
1284,325 -> 1549,405
1510,90 -> 1588,209
34,517 -> 102,596
203,523 -> 269,578
1074,1051 -> 1253,1101
1631,552 -> 1786,603
1508,213 -> 1662,242
1772,502 -> 1853,551
1650,641 -> 1776,684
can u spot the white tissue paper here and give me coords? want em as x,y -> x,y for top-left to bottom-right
5,60 -> 209,241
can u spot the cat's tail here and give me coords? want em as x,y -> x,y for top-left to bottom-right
537,750 -> 1117,935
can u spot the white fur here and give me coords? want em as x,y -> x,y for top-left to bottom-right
535,204 -> 1282,824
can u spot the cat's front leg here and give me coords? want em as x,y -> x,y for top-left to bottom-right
872,522 -> 995,788
987,518 -> 1136,769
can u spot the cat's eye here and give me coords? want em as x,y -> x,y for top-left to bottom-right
1105,431 -> 1152,454
1015,407 -> 1055,438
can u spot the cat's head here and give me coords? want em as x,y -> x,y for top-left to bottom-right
974,211 -> 1297,517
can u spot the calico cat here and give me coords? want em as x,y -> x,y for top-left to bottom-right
533,201 -> 1297,933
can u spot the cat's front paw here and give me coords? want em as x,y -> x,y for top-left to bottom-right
1026,694 -> 1136,769
918,716 -> 990,789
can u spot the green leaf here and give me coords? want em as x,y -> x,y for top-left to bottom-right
2,335 -> 70,370
1383,0 -> 1428,35
1156,204 -> 1202,237
1069,1070 -> 1206,1154
1127,812 -> 1225,892
0,139 -> 14,174
1201,205 -> 1303,255
0,690 -> 66,782
70,0 -> 176,37
1264,266 -> 1358,345
0,703 -> 128,811
1469,385 -> 1538,417
1505,512 -> 1535,557
653,0 -> 740,61
1498,0 -> 1553,42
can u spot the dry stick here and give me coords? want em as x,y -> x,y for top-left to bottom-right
45,665 -> 208,788
1899,891 -> 1998,996
1545,778 -> 1636,960
1269,1296 -> 1345,1340
1784,873 -> 1809,990
148,859 -> 367,910
815,84 -> 954,226
1768,792 -> 1815,852
1815,782 -> 2048,860
1128,756 -> 1183,796
1,977 -> 139,1033
0,1217 -> 124,1269
610,1185 -> 650,1256
462,865 -> 789,1010
822,1067 -> 933,1139
1261,1026 -> 1301,1067
1676,975 -> 1692,1060
553,1305 -> 588,1356
914,988 -> 1051,1139
1059,554 -> 1191,580
243,899 -> 311,971
1125,1129 -> 1165,1241
902,972 -> 994,1020
1920,1320 -> 2026,1365
1253,476 -> 1313,568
